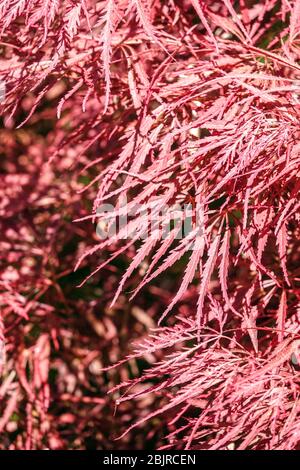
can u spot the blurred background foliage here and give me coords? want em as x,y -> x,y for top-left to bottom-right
0,90 -> 194,449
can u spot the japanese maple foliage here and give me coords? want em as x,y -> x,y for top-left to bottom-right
1,0 -> 300,450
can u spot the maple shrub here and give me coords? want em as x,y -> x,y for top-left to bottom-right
1,0 -> 300,450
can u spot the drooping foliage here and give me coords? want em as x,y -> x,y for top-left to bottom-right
1,0 -> 300,450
